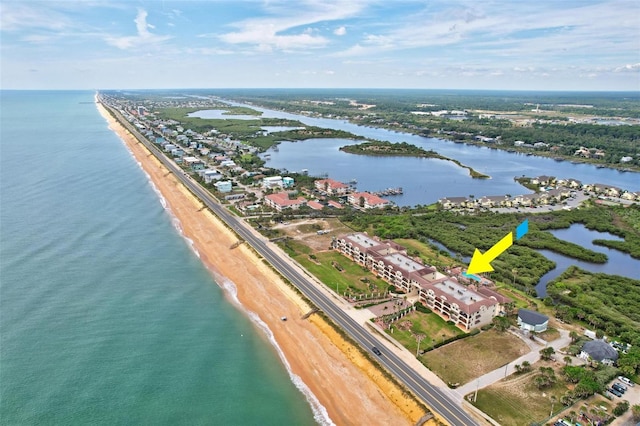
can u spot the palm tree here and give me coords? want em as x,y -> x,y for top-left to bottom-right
569,330 -> 579,343
414,333 -> 426,357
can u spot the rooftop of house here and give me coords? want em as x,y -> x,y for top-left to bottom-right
344,233 -> 381,249
433,279 -> 485,306
582,340 -> 619,361
518,308 -> 549,325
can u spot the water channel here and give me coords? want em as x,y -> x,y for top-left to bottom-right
535,224 -> 639,296
191,103 -> 639,294
195,101 -> 639,208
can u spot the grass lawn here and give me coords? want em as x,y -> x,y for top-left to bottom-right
538,327 -> 561,342
292,249 -> 388,295
421,329 -> 529,386
386,311 -> 464,353
473,373 -> 569,426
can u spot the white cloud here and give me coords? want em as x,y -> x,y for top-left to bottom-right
105,8 -> 171,50
614,63 -> 640,73
0,2 -> 71,32
334,26 -> 346,36
333,0 -> 638,68
218,0 -> 363,52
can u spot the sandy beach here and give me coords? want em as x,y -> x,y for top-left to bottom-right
96,99 -> 430,425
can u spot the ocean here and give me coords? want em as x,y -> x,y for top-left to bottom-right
0,91 -> 317,425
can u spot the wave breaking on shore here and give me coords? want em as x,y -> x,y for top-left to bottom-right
99,103 -> 334,426
214,273 -> 335,426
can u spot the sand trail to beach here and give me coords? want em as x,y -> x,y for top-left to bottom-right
97,100 -> 431,426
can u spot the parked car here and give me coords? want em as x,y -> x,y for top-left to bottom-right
609,387 -> 623,397
619,376 -> 635,387
612,382 -> 626,393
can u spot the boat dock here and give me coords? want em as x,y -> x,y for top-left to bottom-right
372,187 -> 403,196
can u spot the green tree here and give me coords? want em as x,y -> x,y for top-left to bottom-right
492,316 -> 510,332
540,346 -> 556,360
618,347 -> 640,376
632,404 -> 640,422
613,401 -> 629,416
569,330 -> 579,343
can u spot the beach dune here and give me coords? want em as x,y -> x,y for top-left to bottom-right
96,99 -> 427,426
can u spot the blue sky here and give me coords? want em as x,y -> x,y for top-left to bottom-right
1,0 -> 638,90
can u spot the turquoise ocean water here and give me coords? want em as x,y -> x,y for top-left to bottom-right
0,91 -> 320,425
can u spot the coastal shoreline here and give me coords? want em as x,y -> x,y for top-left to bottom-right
95,97 -> 425,425
230,101 -> 640,174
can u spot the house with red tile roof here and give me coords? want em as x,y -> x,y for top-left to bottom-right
306,200 -> 324,210
314,178 -> 350,196
264,192 -> 306,212
347,192 -> 390,209
332,232 -> 510,330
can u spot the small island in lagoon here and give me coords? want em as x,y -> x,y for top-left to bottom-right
339,141 -> 490,179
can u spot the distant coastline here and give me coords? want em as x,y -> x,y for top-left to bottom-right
95,95 -> 423,425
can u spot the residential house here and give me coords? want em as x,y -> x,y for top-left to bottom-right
282,177 -> 295,188
332,233 -> 510,330
513,193 -> 538,207
531,175 -> 555,186
214,181 -> 233,193
326,200 -> 343,209
171,148 -> 185,158
419,280 -> 499,330
348,192 -> 390,209
262,176 -> 284,190
533,142 -> 549,149
314,178 -> 350,196
438,196 -> 470,209
478,195 -> 509,208
264,192 -> 306,211
579,340 -> 619,366
566,178 -> 582,189
182,156 -> 204,170
517,309 -> 549,332
586,183 -> 622,197
201,169 -> 222,184
307,200 -> 324,210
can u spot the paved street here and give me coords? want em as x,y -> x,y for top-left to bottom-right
454,328 -> 571,400
105,100 -> 480,426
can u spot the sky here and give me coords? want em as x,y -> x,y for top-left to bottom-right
1,0 -> 639,91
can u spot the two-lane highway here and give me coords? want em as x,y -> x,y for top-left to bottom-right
101,99 -> 479,426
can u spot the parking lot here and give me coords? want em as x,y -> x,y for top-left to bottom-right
610,377 -> 639,426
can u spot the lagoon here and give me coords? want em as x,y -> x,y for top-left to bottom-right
188,109 -> 260,120
535,224 -> 639,296
217,101 -> 639,207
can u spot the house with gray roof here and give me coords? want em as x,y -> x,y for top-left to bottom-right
579,340 -> 619,365
517,309 -> 549,332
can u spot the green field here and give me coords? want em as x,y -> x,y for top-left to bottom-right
385,311 -> 464,354
284,243 -> 388,295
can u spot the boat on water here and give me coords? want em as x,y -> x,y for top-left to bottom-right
349,178 -> 357,184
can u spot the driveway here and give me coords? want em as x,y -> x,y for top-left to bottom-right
453,328 -> 571,401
